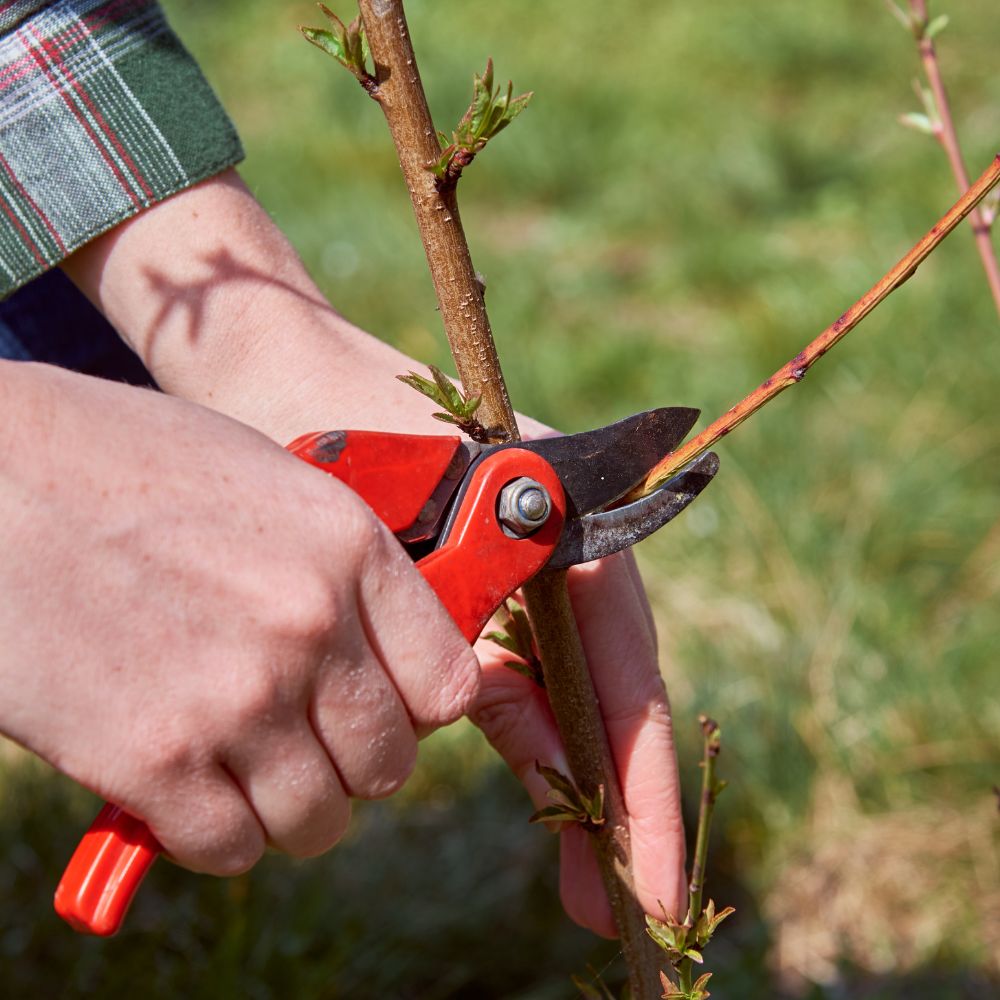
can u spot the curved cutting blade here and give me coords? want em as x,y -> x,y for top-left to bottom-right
546,452 -> 720,569
517,407 -> 700,516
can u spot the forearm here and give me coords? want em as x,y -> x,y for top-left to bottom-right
61,169 -> 483,443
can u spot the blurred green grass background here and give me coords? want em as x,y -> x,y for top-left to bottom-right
3,0 -> 998,996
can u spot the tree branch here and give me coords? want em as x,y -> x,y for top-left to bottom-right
635,154 -> 1000,496
353,1 -> 663,992
906,0 -> 1000,319
353,3 -> 514,435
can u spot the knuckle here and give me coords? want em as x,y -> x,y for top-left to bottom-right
430,646 -> 480,726
469,693 -> 526,752
138,725 -> 200,785
266,574 -> 337,648
162,802 -> 265,877
339,498 -> 388,567
211,830 -> 266,877
230,672 -> 281,728
287,796 -> 352,859
362,738 -> 417,800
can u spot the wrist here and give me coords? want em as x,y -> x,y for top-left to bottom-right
60,169 -> 549,444
60,170 -> 453,441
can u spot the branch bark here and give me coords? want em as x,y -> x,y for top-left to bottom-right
907,0 -> 1000,319
635,155 -> 1000,496
354,3 -> 514,432
355,1 -> 663,993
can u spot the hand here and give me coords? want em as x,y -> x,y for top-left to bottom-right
61,172 -> 683,930
471,554 -> 686,938
0,362 -> 478,875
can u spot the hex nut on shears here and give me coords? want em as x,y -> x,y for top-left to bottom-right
498,477 -> 552,536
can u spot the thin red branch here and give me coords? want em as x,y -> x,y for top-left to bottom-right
636,155 -> 1000,495
908,0 -> 1000,318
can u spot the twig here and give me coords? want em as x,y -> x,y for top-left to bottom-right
635,155 -> 1000,496
905,0 -> 1000,319
647,717 -> 732,1000
677,716 -> 724,995
353,1 -> 663,993
353,1 -> 515,433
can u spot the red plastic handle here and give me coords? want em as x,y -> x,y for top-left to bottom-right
55,440 -> 564,935
54,803 -> 161,935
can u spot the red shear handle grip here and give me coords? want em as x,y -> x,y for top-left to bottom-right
55,443 -> 565,936
414,448 -> 565,642
54,803 -> 160,936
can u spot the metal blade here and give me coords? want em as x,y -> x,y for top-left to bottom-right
546,452 -> 719,569
517,407 -> 699,516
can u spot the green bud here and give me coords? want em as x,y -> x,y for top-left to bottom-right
899,111 -> 936,135
926,14 -> 949,39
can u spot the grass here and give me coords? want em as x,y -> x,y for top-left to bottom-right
3,0 -> 999,995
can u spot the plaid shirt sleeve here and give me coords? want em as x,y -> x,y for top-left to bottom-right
0,0 -> 243,297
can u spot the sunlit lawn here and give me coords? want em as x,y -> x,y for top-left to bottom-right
2,1 -> 998,995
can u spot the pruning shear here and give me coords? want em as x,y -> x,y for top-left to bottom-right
54,407 -> 719,936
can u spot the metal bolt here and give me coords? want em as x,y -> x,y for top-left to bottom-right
498,478 -> 552,536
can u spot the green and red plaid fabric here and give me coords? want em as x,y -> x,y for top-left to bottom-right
0,0 -> 242,297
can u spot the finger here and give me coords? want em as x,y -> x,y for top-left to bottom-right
143,763 -> 267,876
223,726 -> 351,859
311,632 -> 418,800
566,554 -> 687,921
357,524 -> 480,732
620,550 -> 657,642
468,639 -> 567,810
473,635 -> 621,935
559,825 -> 616,938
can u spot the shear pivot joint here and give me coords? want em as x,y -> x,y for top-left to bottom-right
498,478 -> 552,536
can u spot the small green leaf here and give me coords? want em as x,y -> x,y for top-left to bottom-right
899,112 -> 935,135
429,365 -> 463,411
505,89 -> 533,123
659,970 -> 683,999
582,783 -> 605,825
456,393 -> 483,419
684,948 -> 704,964
301,6 -> 370,82
546,790 -> 579,812
487,600 -> 543,686
535,761 -> 578,800
502,659 -> 542,683
646,923 -> 676,953
301,25 -> 348,62
926,13 -> 949,38
397,366 -> 482,427
346,14 -> 365,67
529,762 -> 605,827
911,79 -> 940,123
501,600 -> 533,649
469,61 -> 494,136
646,914 -> 685,955
529,804 -> 582,825
692,971 -> 713,997
430,59 -> 532,185
706,905 -> 735,937
483,630 -> 520,655
428,149 -> 452,179
396,370 -> 438,397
